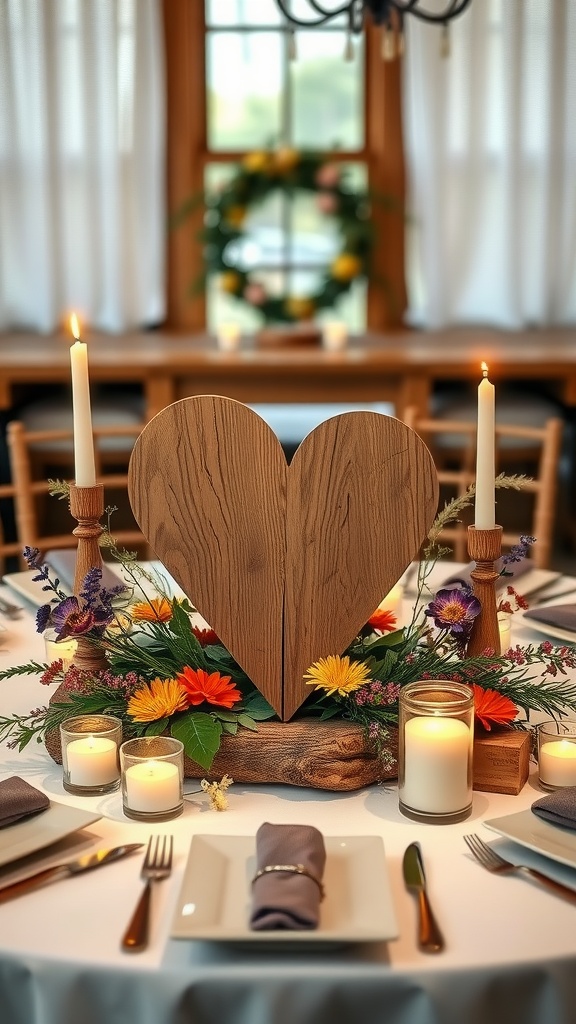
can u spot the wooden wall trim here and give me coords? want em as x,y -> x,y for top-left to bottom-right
162,0 -> 206,329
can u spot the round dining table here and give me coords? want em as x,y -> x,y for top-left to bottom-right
1,574 -> 575,1024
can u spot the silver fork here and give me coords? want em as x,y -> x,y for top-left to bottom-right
121,835 -> 174,952
464,834 -> 576,904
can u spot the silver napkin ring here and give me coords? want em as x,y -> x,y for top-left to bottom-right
251,863 -> 325,900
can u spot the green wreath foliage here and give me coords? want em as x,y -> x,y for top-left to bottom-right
200,148 -> 374,324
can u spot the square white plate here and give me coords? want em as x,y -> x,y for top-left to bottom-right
0,799 -> 101,868
484,808 -> 576,870
3,561 -> 185,608
171,834 -> 398,945
519,610 -> 576,646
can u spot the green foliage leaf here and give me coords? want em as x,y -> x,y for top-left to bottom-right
237,713 -> 259,732
170,713 -> 222,771
242,692 -> 276,720
144,718 -> 169,736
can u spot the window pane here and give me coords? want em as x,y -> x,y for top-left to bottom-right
288,189 -> 340,264
290,32 -> 364,150
207,32 -> 284,149
206,0 -> 282,26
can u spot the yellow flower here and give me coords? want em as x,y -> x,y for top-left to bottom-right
220,270 -> 242,294
243,150 -> 270,173
330,253 -> 362,282
272,147 -> 300,173
285,296 -> 316,320
127,677 -> 188,722
223,205 -> 246,228
131,597 -> 173,623
304,655 -> 371,697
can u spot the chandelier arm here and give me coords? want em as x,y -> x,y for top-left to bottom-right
389,0 -> 473,23
274,0 -> 351,27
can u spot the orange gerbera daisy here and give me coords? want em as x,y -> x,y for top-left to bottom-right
192,626 -> 220,646
127,677 -> 188,722
177,667 -> 242,709
367,608 -> 398,633
131,597 -> 173,623
472,684 -> 518,731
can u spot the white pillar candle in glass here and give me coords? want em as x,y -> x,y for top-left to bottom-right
124,760 -> 180,813
66,736 -> 119,787
402,717 -> 471,814
474,362 -> 495,529
322,321 -> 348,351
538,721 -> 576,788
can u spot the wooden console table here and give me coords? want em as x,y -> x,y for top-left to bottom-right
1,329 -> 575,423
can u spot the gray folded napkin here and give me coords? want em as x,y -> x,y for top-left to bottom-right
523,604 -> 576,634
441,555 -> 533,592
0,776 -> 50,829
250,822 -> 326,931
532,788 -> 576,830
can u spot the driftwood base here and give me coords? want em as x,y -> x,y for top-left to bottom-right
44,687 -> 531,794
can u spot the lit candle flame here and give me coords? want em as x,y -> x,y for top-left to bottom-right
481,361 -> 489,378
70,312 -> 80,341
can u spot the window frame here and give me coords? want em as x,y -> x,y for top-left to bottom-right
162,1 -> 406,331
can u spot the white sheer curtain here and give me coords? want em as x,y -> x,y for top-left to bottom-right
0,0 -> 165,333
403,0 -> 576,329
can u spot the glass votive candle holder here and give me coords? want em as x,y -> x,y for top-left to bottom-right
60,715 -> 122,796
120,736 -> 184,822
537,720 -> 576,790
497,611 -> 512,654
44,629 -> 77,668
398,680 -> 474,824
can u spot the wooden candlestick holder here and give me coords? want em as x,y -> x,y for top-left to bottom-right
466,525 -> 502,657
68,483 -> 109,673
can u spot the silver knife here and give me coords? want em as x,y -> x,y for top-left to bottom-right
402,842 -> 444,953
0,843 -> 144,903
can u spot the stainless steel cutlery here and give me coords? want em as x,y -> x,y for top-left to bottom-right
464,834 -> 576,903
402,842 -> 444,953
121,834 -> 174,952
0,843 -> 144,903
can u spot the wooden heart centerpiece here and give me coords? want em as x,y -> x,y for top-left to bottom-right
128,397 -> 438,720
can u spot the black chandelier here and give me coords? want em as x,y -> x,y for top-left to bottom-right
274,1 -> 473,32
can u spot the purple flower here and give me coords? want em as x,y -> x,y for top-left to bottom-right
501,535 -> 535,569
51,596 -> 96,640
425,587 -> 481,635
35,604 -> 52,634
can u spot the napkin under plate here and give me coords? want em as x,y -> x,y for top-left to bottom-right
532,788 -> 576,831
523,603 -> 576,635
0,777 -> 50,829
250,822 -> 326,931
441,555 -> 533,592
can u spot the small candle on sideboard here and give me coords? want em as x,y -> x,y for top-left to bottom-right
474,362 -> 496,529
124,759 -> 181,813
69,312 -> 96,487
538,740 -> 576,788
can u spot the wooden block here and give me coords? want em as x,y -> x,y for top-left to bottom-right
472,728 -> 531,795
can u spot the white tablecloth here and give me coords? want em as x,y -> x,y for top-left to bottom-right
1,582 -> 576,1024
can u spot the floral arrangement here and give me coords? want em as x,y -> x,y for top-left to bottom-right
2,484 -> 576,774
175,147 -> 374,324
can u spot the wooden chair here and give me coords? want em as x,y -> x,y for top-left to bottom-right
403,408 -> 564,569
3,420 -> 148,569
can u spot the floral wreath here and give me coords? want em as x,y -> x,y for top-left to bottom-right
201,148 -> 374,324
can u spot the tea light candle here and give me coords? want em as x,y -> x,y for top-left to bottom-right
322,321 -> 348,351
498,612 -> 512,654
66,735 -> 119,787
539,740 -> 576,788
124,759 -> 180,813
403,716 -> 471,814
378,583 -> 404,615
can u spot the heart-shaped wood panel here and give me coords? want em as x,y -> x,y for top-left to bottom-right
128,398 -> 438,720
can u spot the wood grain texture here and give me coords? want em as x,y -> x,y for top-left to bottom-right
466,525 -> 502,657
128,397 -> 287,714
284,413 -> 438,718
472,728 -> 531,795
